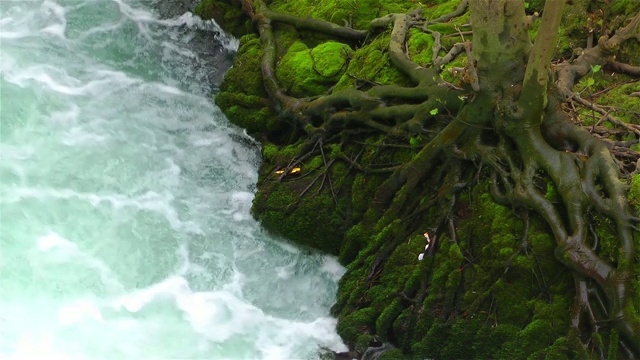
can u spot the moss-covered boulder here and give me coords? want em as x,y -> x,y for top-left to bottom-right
214,34 -> 281,135
194,0 -> 250,38
275,41 -> 353,98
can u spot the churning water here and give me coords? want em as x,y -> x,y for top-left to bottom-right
0,1 -> 346,358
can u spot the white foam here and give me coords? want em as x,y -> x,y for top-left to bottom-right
178,290 -> 266,343
61,126 -> 107,146
49,104 -> 81,125
320,256 -> 347,281
225,191 -> 254,222
9,188 -> 203,235
158,12 -> 239,52
222,267 -> 246,297
275,264 -> 294,279
10,333 -> 77,360
39,0 -> 67,39
37,232 -> 78,252
35,232 -> 125,293
176,242 -> 191,275
113,275 -> 190,313
58,299 -> 103,325
3,65 -> 142,98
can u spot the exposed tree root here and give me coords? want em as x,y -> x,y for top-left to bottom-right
236,0 -> 640,356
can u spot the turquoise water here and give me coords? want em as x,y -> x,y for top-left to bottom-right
0,1 -> 346,358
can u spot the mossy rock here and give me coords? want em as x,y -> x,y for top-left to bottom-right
214,35 -> 282,134
334,33 -> 411,91
269,0 -> 415,30
194,0 -> 250,38
337,307 -> 378,345
276,41 -> 353,98
219,34 -> 266,96
253,179 -> 347,254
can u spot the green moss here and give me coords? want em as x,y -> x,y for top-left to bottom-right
597,81 -> 640,124
334,33 -> 411,91
216,93 -> 279,133
555,0 -> 592,58
262,143 -> 279,162
339,224 -> 368,264
269,0 -> 414,30
497,319 -> 557,359
412,321 -> 450,359
220,35 -> 265,95
255,181 -> 346,254
304,155 -> 324,172
610,0 -> 640,16
545,182 -> 559,202
194,0 -> 249,37
211,0 -> 638,357
376,298 -> 404,339
608,329 -> 619,360
337,307 -> 377,345
593,214 -> 620,264
354,334 -> 375,354
440,54 -> 468,85
275,41 -> 352,97
440,319 -> 481,359
378,348 -> 405,360
407,28 -> 434,66
472,324 -> 520,359
214,34 -> 282,134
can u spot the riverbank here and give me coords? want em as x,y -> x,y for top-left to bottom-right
195,0 -> 640,358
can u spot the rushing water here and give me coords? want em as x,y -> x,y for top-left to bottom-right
0,1 -> 347,358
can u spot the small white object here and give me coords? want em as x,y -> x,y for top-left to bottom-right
418,253 -> 424,261
424,244 -> 430,251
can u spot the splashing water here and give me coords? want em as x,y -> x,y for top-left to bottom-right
0,0 -> 347,358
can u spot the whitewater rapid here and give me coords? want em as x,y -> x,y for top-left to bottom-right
0,0 -> 346,358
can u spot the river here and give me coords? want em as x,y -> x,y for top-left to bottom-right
0,0 -> 346,358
